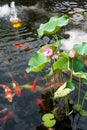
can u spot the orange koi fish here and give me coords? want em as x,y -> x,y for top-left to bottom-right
36,98 -> 46,112
0,111 -> 14,123
31,77 -> 38,92
12,82 -> 21,96
9,73 -> 21,96
14,43 -> 30,50
0,84 -> 13,102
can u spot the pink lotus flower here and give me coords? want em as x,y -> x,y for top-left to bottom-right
44,48 -> 53,58
69,49 -> 76,58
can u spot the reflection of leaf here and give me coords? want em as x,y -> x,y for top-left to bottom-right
26,52 -> 50,72
42,113 -> 56,127
37,15 -> 70,38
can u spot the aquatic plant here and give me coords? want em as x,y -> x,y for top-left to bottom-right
26,15 -> 87,127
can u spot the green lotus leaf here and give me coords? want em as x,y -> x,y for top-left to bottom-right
53,56 -> 69,71
42,113 -> 56,127
73,42 -> 87,55
26,52 -> 50,72
37,15 -> 70,38
69,57 -> 84,72
54,81 -> 75,98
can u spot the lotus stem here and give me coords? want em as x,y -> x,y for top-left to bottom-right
70,58 -> 74,81
65,96 -> 69,116
77,77 -> 81,104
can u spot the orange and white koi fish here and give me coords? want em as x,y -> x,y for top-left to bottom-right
0,84 -> 13,102
36,98 -> 46,112
31,77 -> 38,92
0,111 -> 14,123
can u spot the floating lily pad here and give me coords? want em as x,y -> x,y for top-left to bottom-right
42,113 -> 56,127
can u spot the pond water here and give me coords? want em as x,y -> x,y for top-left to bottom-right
0,0 -> 87,130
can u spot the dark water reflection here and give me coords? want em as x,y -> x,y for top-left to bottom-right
0,0 -> 87,130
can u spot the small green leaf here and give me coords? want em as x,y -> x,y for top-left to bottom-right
54,81 -> 75,98
42,113 -> 56,127
37,15 -> 70,38
80,110 -> 87,116
73,104 -> 82,112
73,71 -> 87,79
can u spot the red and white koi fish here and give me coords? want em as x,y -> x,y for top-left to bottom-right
0,84 -> 13,102
36,98 -> 46,112
0,111 -> 14,123
31,77 -> 38,92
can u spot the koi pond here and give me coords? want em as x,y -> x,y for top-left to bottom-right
0,0 -> 87,130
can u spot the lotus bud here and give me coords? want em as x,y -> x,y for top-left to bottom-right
69,48 -> 76,58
